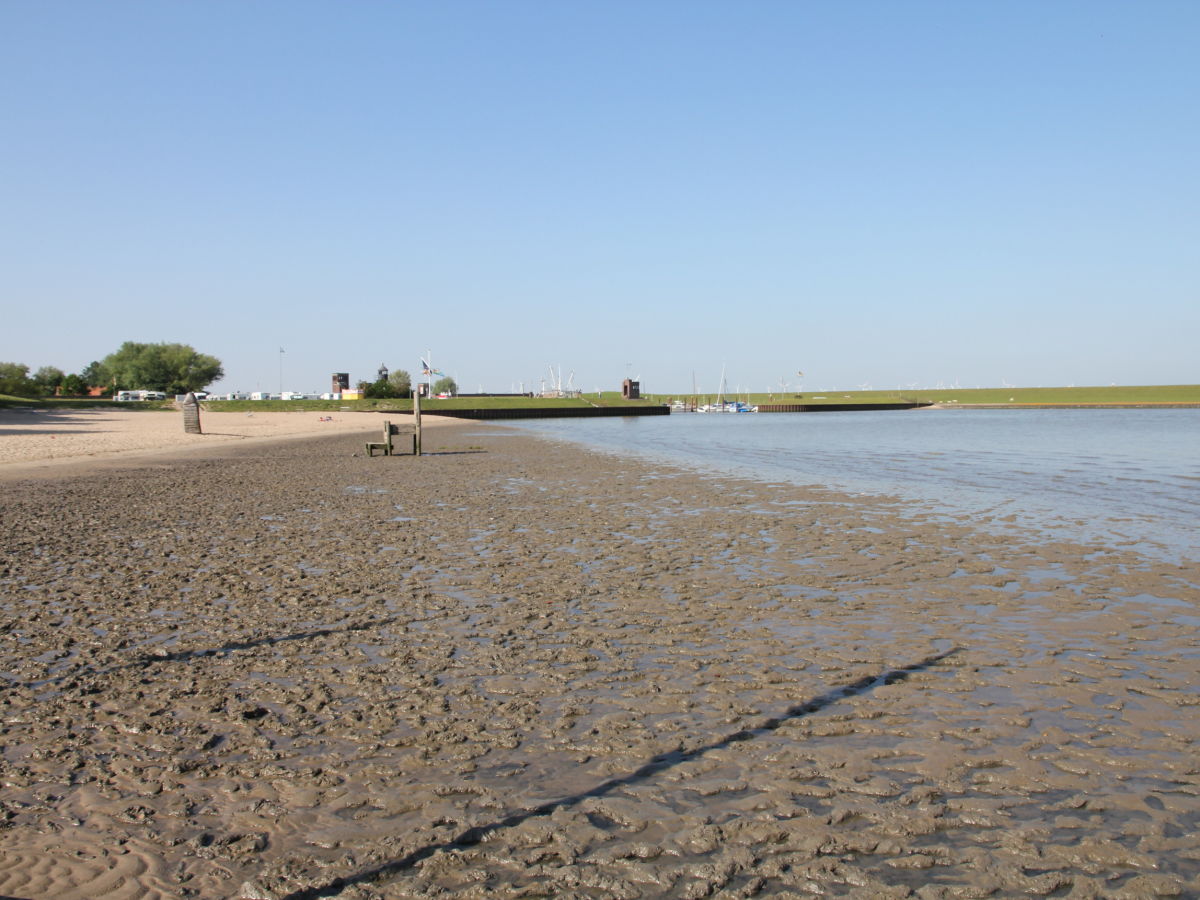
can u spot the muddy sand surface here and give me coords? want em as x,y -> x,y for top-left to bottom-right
1,423 -> 1197,899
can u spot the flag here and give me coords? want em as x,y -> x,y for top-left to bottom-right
421,358 -> 445,378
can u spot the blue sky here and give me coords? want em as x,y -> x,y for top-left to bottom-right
3,1 -> 1197,394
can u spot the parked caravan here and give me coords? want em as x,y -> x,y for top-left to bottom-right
115,390 -> 166,401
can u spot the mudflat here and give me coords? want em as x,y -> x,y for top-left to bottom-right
1,423 -> 1197,899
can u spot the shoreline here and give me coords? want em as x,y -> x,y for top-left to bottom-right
1,424 -> 1197,898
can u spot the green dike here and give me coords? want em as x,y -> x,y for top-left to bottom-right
0,394 -> 656,412
5,385 -> 1199,412
649,384 -> 1200,407
0,394 -> 175,410
194,394 -> 666,413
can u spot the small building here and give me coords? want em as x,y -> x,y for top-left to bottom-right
622,379 -> 641,400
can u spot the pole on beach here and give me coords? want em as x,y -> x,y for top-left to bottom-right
182,392 -> 202,434
413,385 -> 422,456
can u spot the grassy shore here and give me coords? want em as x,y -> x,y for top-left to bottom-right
0,393 -> 663,413
4,384 -> 1198,412
649,383 -> 1200,407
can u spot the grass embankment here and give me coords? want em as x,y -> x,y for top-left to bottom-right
0,395 -> 177,410
649,384 -> 1200,407
197,394 -> 660,413
0,394 -> 657,413
6,385 -> 1197,413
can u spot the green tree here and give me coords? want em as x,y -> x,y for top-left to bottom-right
363,378 -> 399,399
101,342 -> 224,394
80,360 -> 110,389
61,373 -> 89,395
388,369 -> 412,397
432,376 -> 458,396
0,362 -> 38,397
32,366 -> 65,395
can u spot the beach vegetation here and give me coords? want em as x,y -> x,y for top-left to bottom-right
79,361 -> 110,393
361,378 -> 398,399
388,369 -> 413,397
60,373 -> 89,395
0,363 -> 39,398
32,366 -> 65,394
100,342 -> 224,394
432,376 -> 458,396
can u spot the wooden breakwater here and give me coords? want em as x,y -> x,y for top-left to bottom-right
428,406 -> 671,420
756,402 -> 933,413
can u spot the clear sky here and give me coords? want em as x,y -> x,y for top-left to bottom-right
3,1 -> 1197,395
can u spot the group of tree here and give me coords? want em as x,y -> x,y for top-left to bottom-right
359,368 -> 413,399
356,369 -> 458,399
0,363 -> 83,398
1,342 -> 223,399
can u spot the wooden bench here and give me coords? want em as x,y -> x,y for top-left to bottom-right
365,420 -> 418,456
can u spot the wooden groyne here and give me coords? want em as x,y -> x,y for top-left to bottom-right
429,406 -> 671,421
756,402 -> 933,413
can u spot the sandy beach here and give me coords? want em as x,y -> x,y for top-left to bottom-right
0,407 -> 456,480
1,415 -> 1197,898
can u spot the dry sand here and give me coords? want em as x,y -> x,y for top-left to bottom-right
1,418 -> 1197,899
0,407 -> 451,480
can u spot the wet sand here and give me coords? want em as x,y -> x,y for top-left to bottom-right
1,422 -> 1197,898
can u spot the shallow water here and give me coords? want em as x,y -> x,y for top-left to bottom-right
519,408 -> 1200,561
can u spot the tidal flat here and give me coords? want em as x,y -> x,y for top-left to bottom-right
1,424 -> 1197,899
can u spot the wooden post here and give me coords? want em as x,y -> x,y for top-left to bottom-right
413,389 -> 422,456
182,392 -> 202,434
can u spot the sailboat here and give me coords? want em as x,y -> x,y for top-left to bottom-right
697,365 -> 757,412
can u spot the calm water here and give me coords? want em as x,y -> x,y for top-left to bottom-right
517,409 -> 1200,563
